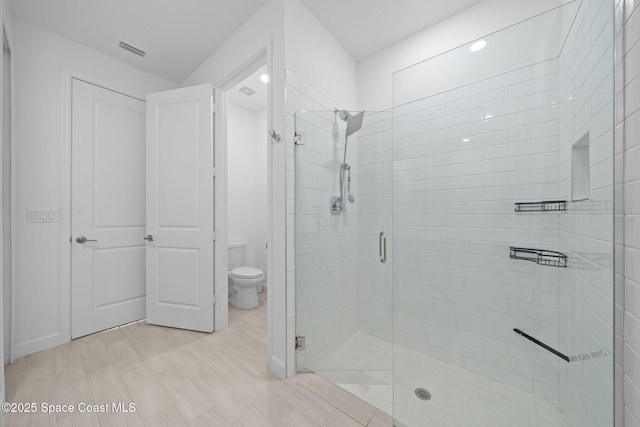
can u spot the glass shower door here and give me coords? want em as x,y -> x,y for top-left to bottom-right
391,1 -> 614,426
294,110 -> 394,414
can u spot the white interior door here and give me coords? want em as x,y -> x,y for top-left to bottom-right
71,79 -> 146,339
146,84 -> 215,332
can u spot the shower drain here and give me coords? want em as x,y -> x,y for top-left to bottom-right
414,388 -> 432,401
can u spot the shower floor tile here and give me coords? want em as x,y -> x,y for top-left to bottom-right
314,331 -> 567,427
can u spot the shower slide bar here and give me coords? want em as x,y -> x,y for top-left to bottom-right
513,328 -> 570,362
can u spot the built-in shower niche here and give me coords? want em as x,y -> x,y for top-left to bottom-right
571,133 -> 590,202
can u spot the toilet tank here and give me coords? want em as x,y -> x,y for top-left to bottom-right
228,242 -> 247,270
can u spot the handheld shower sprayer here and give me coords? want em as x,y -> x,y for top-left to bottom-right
346,166 -> 355,203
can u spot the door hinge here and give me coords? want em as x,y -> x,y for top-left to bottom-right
211,99 -> 217,114
211,294 -> 217,305
295,335 -> 306,350
294,131 -> 305,145
210,167 -> 216,177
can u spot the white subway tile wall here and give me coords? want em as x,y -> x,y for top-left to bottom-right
557,0 -> 615,426
390,57 -> 564,402
617,0 -> 640,426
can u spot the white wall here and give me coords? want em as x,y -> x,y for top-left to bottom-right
617,1 -> 640,426
228,103 -> 258,266
357,0 -> 567,111
227,103 -> 268,274
183,0 -> 284,89
283,0 -> 357,111
10,17 -> 176,359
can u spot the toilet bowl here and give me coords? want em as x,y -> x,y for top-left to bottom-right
228,242 -> 264,309
228,266 -> 263,309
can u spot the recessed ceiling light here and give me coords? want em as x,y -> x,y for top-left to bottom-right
470,40 -> 487,52
260,73 -> 269,83
462,138 -> 470,142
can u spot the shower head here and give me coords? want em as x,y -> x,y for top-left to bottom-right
335,109 -> 365,138
345,111 -> 364,138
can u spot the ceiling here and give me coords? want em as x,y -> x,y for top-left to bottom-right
228,66 -> 268,112
9,0 -> 269,83
10,0 -> 486,82
299,0 -> 485,60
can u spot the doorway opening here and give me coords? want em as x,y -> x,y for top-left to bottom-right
225,64 -> 269,343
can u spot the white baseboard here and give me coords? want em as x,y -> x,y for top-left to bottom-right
11,333 -> 63,360
268,354 -> 286,379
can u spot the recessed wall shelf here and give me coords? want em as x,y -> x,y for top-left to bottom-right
509,247 -> 568,268
514,200 -> 567,212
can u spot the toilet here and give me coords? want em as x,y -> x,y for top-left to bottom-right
228,242 -> 264,309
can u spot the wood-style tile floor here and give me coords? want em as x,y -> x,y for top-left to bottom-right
4,293 -> 392,426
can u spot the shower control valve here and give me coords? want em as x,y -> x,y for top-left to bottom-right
331,196 -> 343,215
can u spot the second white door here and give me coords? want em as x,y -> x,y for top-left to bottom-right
71,79 -> 147,338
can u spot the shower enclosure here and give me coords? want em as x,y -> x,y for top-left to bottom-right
295,1 -> 614,426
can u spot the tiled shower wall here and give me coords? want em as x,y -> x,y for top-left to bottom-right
557,0 -> 615,425
616,0 -> 640,426
286,71 -> 360,372
390,58 -> 563,401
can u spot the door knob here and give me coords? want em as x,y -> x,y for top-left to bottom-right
76,236 -> 97,244
144,235 -> 154,242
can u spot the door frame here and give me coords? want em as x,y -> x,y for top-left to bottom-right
217,52 -> 267,331
60,70 -> 148,345
213,85 -> 228,331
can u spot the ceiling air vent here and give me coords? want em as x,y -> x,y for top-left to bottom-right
238,85 -> 256,96
119,41 -> 146,57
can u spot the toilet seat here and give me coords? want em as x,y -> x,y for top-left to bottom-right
230,266 -> 263,279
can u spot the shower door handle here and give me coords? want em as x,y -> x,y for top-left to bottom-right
379,232 -> 387,263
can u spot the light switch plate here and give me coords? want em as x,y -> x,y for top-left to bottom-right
26,209 -> 59,223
